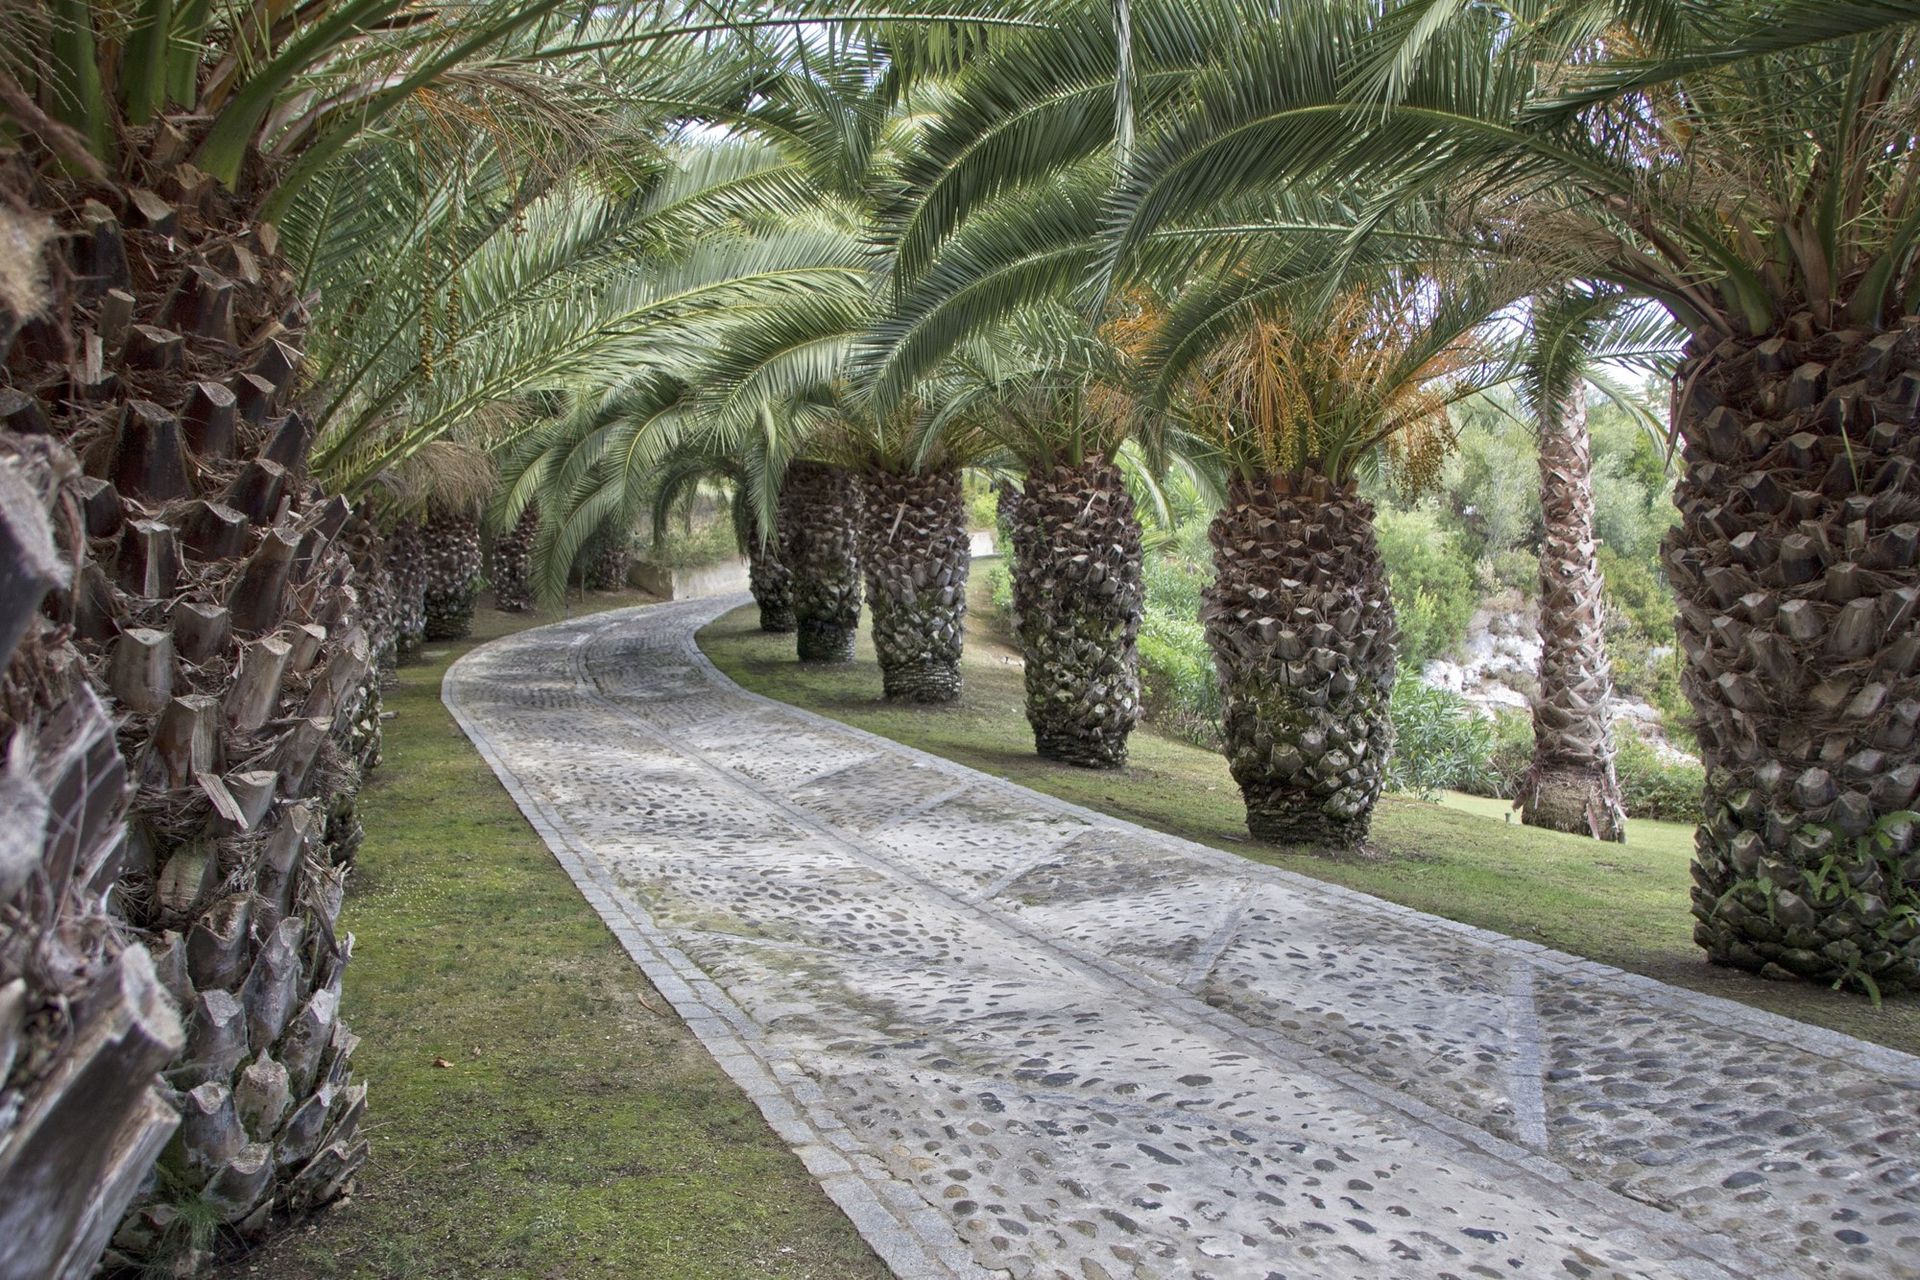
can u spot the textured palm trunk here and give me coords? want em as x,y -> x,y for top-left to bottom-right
4,167 -> 371,1268
1205,469 -> 1398,848
1008,458 -> 1143,766
585,530 -> 631,592
383,517 -> 429,660
0,436 -> 184,1280
778,461 -> 863,663
421,510 -> 483,639
1668,321 -> 1920,991
1523,390 -> 1628,840
858,466 -> 971,702
490,504 -> 538,613
746,520 -> 796,633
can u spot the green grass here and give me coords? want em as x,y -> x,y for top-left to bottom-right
699,575 -> 1920,1057
220,592 -> 887,1280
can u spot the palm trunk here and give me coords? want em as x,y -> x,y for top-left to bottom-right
4,167 -> 371,1268
491,503 -> 538,613
0,435 -> 184,1280
422,510 -> 483,639
746,519 -> 796,633
1205,468 -> 1398,848
1522,389 -> 1628,840
1008,458 -> 1143,766
858,466 -> 970,702
1668,322 -> 1920,991
383,517 -> 429,660
585,529 -> 631,592
778,461 -> 863,663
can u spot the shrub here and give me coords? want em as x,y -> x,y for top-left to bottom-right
1483,548 -> 1540,598
647,514 -> 737,568
981,559 -> 1014,627
1386,677 -> 1498,800
1137,612 -> 1223,747
1435,406 -> 1541,560
1613,728 -> 1704,822
1375,508 -> 1476,667
964,474 -> 1001,531
1483,710 -> 1533,799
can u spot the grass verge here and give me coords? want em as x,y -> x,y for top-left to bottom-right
220,593 -> 888,1280
699,576 -> 1920,1057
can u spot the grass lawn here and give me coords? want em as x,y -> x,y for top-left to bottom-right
699,574 -> 1920,1057
219,592 -> 887,1280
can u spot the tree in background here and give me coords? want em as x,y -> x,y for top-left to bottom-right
1175,274 -> 1513,847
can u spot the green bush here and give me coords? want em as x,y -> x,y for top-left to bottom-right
1386,678 -> 1498,800
965,476 -> 1000,532
1136,611 -> 1222,747
1483,548 -> 1540,598
1482,709 -> 1533,799
647,514 -> 737,569
1375,508 -> 1476,667
1434,407 -> 1541,560
981,559 -> 1014,627
1614,728 -> 1704,822
1141,548 -> 1208,623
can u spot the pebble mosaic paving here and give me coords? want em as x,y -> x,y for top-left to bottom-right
444,597 -> 1920,1280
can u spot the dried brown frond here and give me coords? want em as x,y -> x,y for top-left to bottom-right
390,438 -> 498,517
1183,286 -> 1472,492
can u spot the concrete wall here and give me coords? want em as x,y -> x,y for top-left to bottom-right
629,556 -> 750,601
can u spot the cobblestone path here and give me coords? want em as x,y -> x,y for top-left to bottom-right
445,598 -> 1920,1280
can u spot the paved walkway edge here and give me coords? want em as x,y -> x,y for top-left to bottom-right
444,597 -> 1920,1280
444,603 -> 992,1280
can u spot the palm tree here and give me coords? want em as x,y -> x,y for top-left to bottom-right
1167,270 -> 1515,847
491,503 -> 541,614
0,0 -> 623,1250
1512,288 -> 1677,838
651,441 -> 796,631
1524,357 -> 1629,840
780,458 -> 868,660
1089,0 -> 1920,983
918,304 -> 1154,762
0,1 -> 920,1264
858,463 -> 973,698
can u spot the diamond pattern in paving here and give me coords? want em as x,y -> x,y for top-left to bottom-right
444,597 -> 1920,1280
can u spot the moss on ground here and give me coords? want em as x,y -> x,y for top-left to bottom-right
220,593 -> 887,1280
699,576 -> 1920,1057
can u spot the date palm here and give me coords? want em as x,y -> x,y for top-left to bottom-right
913,303 -> 1155,762
1169,273 -> 1513,847
1516,288 -> 1681,840
1090,0 -> 1920,984
0,1 -> 955,1267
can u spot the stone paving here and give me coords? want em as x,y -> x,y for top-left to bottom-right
443,597 -> 1920,1280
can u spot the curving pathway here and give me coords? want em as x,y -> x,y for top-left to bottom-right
445,597 -> 1920,1280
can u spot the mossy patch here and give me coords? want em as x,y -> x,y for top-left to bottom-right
700,575 -> 1920,1057
218,592 -> 887,1280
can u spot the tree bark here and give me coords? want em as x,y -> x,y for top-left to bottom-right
1522,388 -> 1629,840
421,510 -> 483,639
778,461 -> 863,663
383,518 -> 429,660
4,161 -> 373,1271
1007,458 -> 1143,766
490,503 -> 538,614
1205,468 -> 1398,848
1668,320 -> 1920,991
857,466 -> 970,703
746,516 -> 796,633
0,436 -> 185,1280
